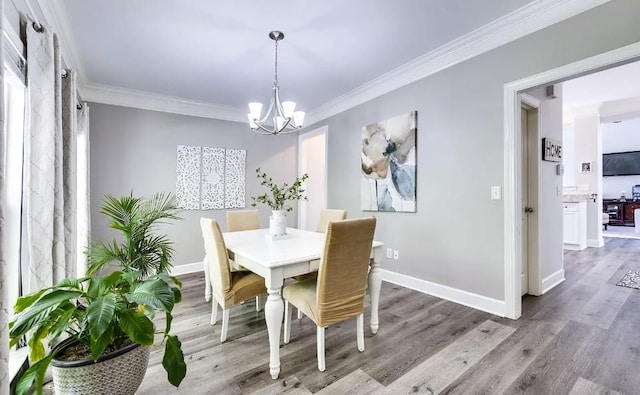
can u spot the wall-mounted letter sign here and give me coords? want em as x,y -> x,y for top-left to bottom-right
542,137 -> 562,162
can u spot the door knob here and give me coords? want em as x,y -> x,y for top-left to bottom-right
524,207 -> 534,213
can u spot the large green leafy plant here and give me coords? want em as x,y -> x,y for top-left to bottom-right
9,192 -> 186,394
251,168 -> 309,212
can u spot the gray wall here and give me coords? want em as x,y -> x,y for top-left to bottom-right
89,103 -> 298,266
302,0 -> 640,301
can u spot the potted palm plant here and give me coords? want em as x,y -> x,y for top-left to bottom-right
251,168 -> 308,236
9,192 -> 186,395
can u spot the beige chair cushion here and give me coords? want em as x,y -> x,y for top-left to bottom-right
200,218 -> 266,309
227,209 -> 260,232
284,217 -> 376,328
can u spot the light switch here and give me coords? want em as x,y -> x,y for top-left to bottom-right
386,248 -> 392,259
491,186 -> 502,200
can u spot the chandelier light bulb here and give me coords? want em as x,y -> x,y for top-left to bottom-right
282,101 -> 296,118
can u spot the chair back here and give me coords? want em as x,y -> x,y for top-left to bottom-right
316,217 -> 376,327
226,209 -> 260,232
200,218 -> 232,299
316,209 -> 347,233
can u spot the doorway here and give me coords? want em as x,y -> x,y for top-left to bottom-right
298,126 -> 328,230
504,42 -> 640,320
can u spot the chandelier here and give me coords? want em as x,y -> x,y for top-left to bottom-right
247,31 -> 305,135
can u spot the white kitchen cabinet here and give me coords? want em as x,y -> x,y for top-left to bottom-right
563,201 -> 587,250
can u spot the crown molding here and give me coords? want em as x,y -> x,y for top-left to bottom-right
564,96 -> 640,124
36,0 -> 88,87
305,0 -> 610,126
82,82 -> 246,122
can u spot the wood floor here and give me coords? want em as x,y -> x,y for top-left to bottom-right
138,237 -> 640,394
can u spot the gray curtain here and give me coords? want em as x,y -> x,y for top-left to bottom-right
25,19 -> 87,292
0,1 -> 10,392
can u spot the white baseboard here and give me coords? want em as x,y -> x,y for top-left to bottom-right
171,261 -> 204,276
541,269 -> 565,294
587,238 -> 604,248
380,269 -> 506,317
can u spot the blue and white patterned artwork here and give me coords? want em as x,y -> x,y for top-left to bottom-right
361,111 -> 417,212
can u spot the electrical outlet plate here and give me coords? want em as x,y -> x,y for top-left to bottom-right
393,250 -> 399,260
386,248 -> 392,259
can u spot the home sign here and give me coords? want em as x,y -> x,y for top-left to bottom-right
542,137 -> 562,162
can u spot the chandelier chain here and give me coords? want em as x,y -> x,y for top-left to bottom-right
274,38 -> 279,86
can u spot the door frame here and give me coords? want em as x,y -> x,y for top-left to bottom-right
503,41 -> 640,319
520,93 -> 542,296
297,125 -> 328,230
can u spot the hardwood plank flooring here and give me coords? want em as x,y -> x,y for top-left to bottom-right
131,237 -> 640,394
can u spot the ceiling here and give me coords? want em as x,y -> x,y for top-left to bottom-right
57,0 -> 536,116
22,0 -> 609,121
563,60 -> 640,122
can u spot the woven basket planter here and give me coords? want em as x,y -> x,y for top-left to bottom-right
51,342 -> 150,395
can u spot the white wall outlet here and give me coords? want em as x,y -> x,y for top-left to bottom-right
386,248 -> 393,259
393,250 -> 399,260
491,186 -> 502,200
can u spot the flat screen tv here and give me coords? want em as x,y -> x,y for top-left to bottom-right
603,151 -> 640,176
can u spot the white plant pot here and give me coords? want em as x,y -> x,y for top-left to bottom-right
269,210 -> 287,236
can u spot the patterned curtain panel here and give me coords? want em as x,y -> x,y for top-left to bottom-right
0,0 -> 10,391
24,20 -> 77,291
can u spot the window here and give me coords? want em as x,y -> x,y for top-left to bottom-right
3,65 -> 26,321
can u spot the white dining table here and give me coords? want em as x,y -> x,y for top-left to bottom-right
203,227 -> 384,379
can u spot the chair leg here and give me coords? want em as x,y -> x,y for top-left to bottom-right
284,301 -> 292,344
357,313 -> 365,352
317,326 -> 325,372
297,308 -> 303,320
220,309 -> 230,342
210,299 -> 218,326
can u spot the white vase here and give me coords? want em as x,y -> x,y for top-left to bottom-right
269,210 -> 287,236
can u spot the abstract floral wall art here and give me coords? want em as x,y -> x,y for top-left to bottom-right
361,111 -> 417,212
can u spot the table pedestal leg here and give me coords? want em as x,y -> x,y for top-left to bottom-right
265,287 -> 283,379
368,259 -> 382,334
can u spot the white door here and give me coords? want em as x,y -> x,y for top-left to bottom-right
520,99 -> 541,297
298,126 -> 328,230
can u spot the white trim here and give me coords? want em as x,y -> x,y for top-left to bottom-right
305,0 -> 610,126
504,41 -> 640,319
541,269 -> 565,294
587,238 -> 605,248
82,82 -> 246,122
36,0 -> 88,87
170,261 -> 204,276
380,269 -> 506,317
297,126 -> 329,230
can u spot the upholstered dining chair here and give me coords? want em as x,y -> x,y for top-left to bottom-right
225,208 -> 262,310
226,209 -> 260,232
283,217 -> 376,371
293,209 -> 348,319
316,209 -> 347,233
200,218 -> 267,342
